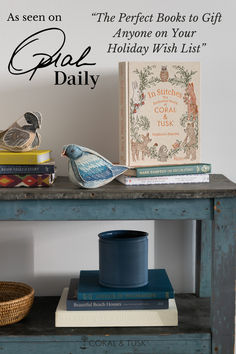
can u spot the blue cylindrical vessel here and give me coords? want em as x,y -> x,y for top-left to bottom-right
98,230 -> 148,288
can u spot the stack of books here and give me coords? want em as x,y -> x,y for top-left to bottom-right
0,150 -> 55,187
55,269 -> 178,327
116,163 -> 211,185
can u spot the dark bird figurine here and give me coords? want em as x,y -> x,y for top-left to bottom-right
62,144 -> 128,188
0,112 -> 42,152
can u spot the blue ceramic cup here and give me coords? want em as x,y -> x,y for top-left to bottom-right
98,230 -> 148,288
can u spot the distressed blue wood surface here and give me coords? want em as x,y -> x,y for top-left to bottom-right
0,334 -> 211,354
0,175 -> 235,200
211,197 -> 236,354
196,220 -> 212,297
0,198 -> 213,221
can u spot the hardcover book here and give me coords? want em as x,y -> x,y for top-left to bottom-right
117,173 -> 209,186
67,278 -> 168,310
56,288 -> 178,327
0,174 -> 55,187
77,269 -> 174,301
119,62 -> 200,167
0,150 -> 51,165
124,163 -> 211,178
0,161 -> 55,175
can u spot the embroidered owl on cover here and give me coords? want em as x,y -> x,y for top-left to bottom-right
160,66 -> 169,82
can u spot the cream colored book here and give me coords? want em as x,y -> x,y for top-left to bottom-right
55,288 -> 178,327
116,173 -> 209,186
119,62 -> 200,167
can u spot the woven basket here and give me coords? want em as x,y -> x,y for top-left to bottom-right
0,281 -> 34,326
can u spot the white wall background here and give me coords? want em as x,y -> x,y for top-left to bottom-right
0,0 -> 235,295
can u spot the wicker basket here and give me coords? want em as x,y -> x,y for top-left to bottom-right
0,281 -> 35,326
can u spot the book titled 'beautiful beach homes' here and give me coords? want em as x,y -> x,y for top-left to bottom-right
119,62 -> 200,168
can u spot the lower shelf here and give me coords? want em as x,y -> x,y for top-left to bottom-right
0,294 -> 211,354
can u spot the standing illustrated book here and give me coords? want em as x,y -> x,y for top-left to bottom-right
56,288 -> 178,327
77,269 -> 174,301
119,62 -> 200,168
67,278 -> 168,310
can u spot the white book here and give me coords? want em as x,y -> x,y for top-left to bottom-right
55,288 -> 178,327
116,173 -> 209,186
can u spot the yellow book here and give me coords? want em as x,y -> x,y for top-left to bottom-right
0,150 -> 51,165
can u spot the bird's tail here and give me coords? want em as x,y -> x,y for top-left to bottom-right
0,130 -> 6,138
112,165 -> 128,177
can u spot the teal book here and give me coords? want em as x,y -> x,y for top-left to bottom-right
68,278 -> 168,310
77,269 -> 174,301
136,163 -> 211,178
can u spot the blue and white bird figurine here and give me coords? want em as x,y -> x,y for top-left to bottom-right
61,144 -> 128,188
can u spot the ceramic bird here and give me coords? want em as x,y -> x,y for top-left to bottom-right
62,144 -> 128,188
0,112 -> 42,152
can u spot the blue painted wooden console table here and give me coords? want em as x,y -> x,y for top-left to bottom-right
0,174 -> 235,354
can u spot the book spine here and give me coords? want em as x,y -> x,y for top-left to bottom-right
78,291 -> 172,301
0,156 -> 31,165
116,174 -> 209,185
136,164 -> 211,178
67,298 -> 168,311
0,151 -> 50,165
0,174 -> 55,187
0,164 -> 54,174
56,289 -> 178,328
0,156 -> 40,165
119,62 -> 128,165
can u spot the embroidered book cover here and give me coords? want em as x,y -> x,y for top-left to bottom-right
119,62 -> 200,167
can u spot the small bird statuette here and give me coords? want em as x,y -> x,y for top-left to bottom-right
0,112 -> 42,152
62,144 -> 128,188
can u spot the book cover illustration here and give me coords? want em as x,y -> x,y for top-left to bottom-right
119,62 -> 200,167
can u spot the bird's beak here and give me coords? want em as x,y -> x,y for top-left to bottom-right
61,151 -> 66,157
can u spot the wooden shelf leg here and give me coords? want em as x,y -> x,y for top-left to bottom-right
196,220 -> 212,297
211,197 -> 236,354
